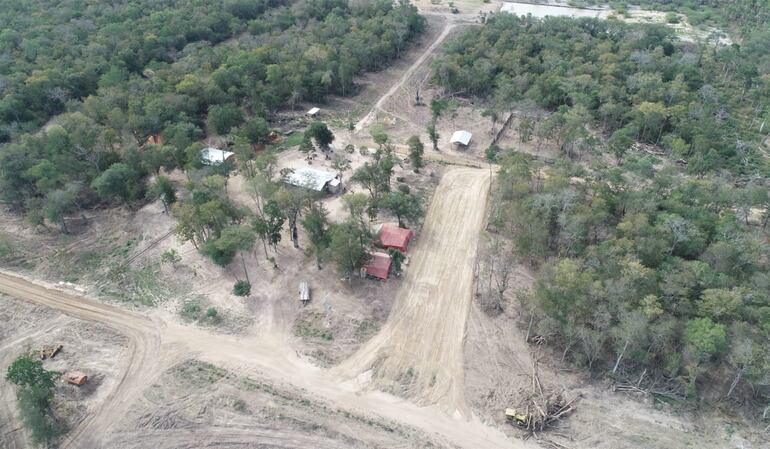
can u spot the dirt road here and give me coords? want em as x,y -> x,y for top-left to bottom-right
0,270 -> 534,449
0,273 -> 163,448
355,19 -> 454,132
339,167 -> 490,416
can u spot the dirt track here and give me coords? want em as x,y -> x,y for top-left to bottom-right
0,269 -> 533,449
338,167 -> 491,415
354,20 -> 455,132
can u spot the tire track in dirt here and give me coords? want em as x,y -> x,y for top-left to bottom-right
338,167 -> 491,416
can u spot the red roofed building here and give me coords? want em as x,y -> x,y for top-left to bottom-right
363,252 -> 392,280
377,223 -> 414,253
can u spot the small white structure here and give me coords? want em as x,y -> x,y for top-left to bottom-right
285,167 -> 341,193
450,130 -> 472,148
200,147 -> 235,166
307,107 -> 320,117
298,281 -> 310,303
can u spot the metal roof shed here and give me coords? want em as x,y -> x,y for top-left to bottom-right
450,130 -> 472,147
307,107 -> 320,117
377,223 -> 414,253
200,147 -> 235,166
285,167 -> 340,193
363,252 -> 391,280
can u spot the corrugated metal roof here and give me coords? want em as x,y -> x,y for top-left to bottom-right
200,147 -> 234,166
378,223 -> 413,252
364,252 -> 391,280
450,130 -> 472,145
285,167 -> 337,191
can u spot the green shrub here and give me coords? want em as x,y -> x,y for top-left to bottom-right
161,249 -> 181,266
233,280 -> 251,296
181,300 -> 202,320
0,234 -> 14,259
485,144 -> 500,162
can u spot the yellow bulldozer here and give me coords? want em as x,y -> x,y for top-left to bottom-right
505,408 -> 529,427
31,344 -> 63,360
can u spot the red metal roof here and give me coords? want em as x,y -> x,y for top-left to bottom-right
378,223 -> 413,253
364,252 -> 391,280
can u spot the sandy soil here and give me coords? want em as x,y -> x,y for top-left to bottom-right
338,167 -> 490,416
0,270 -> 529,449
0,295 -> 131,449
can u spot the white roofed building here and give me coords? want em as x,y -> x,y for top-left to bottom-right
200,147 -> 235,166
450,130 -> 472,149
285,166 -> 341,193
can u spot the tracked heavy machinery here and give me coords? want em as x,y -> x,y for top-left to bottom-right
32,344 -> 63,360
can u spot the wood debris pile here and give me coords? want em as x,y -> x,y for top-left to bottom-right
506,360 -> 579,434
630,142 -> 666,156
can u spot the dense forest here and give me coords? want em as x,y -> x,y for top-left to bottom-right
433,14 -> 770,176
433,14 -> 770,407
0,0 -> 425,217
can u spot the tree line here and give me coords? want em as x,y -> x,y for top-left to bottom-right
490,148 -> 769,405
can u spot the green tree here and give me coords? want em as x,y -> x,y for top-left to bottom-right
146,175 -> 177,213
252,199 -> 284,255
381,191 -> 422,228
685,317 -> 728,363
307,121 -> 334,150
406,135 -> 424,172
239,117 -> 269,150
298,133 -> 316,157
329,219 -> 372,279
6,355 -> 60,446
226,225 -> 256,282
387,247 -> 406,273
697,288 -> 743,322
426,123 -> 439,151
430,98 -> 448,122
207,104 -> 244,135
42,183 -> 80,233
275,186 -> 311,249
6,356 -> 58,389
351,161 -> 393,215
301,201 -> 330,269
90,162 -> 144,204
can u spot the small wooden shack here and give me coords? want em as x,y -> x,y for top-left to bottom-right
298,281 -> 310,303
64,371 -> 88,386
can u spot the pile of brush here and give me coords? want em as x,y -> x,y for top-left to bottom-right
506,360 -> 579,433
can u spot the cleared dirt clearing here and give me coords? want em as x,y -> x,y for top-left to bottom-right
0,270 -> 532,449
339,167 -> 491,415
